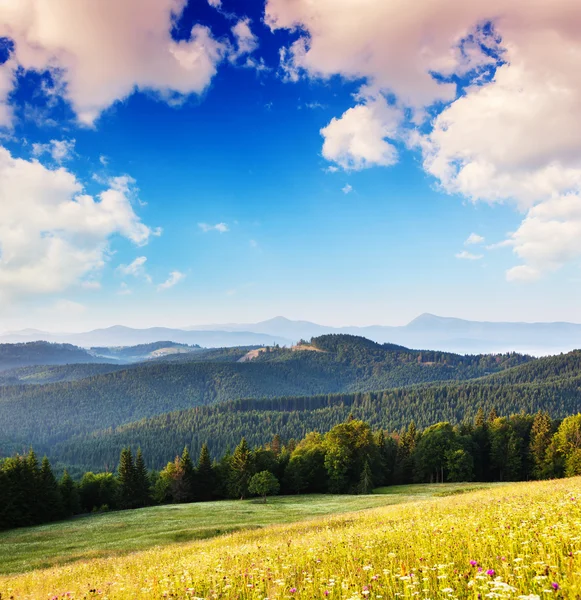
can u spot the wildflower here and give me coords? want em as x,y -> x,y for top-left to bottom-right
551,583 -> 560,590
324,592 -> 330,597
290,588 -> 297,594
486,570 -> 495,577
470,561 -> 478,567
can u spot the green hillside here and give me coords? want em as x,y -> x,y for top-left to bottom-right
0,341 -> 108,372
54,368 -> 581,470
0,335 -> 531,456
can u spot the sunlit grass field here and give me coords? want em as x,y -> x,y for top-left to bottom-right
0,483 -> 488,576
2,479 -> 580,599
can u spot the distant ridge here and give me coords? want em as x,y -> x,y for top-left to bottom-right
3,314 -> 581,355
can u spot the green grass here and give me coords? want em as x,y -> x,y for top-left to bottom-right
0,482 -> 498,575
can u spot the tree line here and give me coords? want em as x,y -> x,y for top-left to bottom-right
2,409 -> 581,531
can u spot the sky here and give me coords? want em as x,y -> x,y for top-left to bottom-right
0,0 -> 581,331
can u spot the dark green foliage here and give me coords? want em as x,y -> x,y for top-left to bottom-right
229,438 -> 254,499
196,444 -> 215,501
0,341 -> 106,372
117,448 -> 136,509
40,456 -> 63,520
134,449 -> 151,507
2,410 -> 581,532
79,472 -> 119,512
0,335 -> 533,455
358,460 -> 374,494
60,470 -> 80,517
248,470 -> 280,502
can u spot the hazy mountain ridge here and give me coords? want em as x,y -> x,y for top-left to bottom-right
4,314 -> 581,354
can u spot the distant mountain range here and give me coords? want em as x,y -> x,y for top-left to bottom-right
2,314 -> 581,355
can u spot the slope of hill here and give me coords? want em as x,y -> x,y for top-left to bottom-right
54,368 -> 581,471
0,363 -> 127,386
0,341 -> 110,372
0,335 -> 532,455
2,479 -> 579,599
90,341 -> 201,363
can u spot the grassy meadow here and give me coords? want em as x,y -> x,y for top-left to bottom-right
1,479 -> 580,598
0,483 -> 489,576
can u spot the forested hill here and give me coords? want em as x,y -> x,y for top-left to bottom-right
479,350 -> 581,384
0,334 -> 532,455
54,371 -> 581,472
0,341 -> 108,372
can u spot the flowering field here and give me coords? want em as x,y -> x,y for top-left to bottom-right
2,478 -> 580,599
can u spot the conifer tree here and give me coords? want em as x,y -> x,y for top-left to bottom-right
60,470 -> 80,517
179,446 -> 196,502
530,411 -> 553,479
118,447 -> 136,509
358,459 -> 374,494
229,437 -> 254,499
134,448 -> 151,507
197,443 -> 215,501
40,456 -> 63,521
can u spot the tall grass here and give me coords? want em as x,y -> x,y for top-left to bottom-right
1,478 -> 580,599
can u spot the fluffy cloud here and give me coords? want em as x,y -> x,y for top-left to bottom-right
455,251 -> 483,261
342,184 -> 353,194
465,233 -> 485,245
320,95 -> 400,170
32,139 -> 75,163
231,19 -> 259,61
0,146 -> 153,301
157,270 -> 185,291
267,0 -> 581,280
198,222 -> 229,233
0,0 -> 228,125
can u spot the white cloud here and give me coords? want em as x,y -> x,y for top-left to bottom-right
198,222 -> 229,233
465,233 -> 485,245
99,155 -> 109,166
267,0 -> 581,280
502,194 -> 581,281
342,184 -> 353,194
81,280 -> 101,290
0,146 -> 153,302
157,270 -> 185,291
455,251 -> 483,260
320,94 -> 400,170
207,0 -> 221,7
32,139 -> 76,163
117,256 -> 148,277
230,19 -> 259,62
0,0 -> 228,125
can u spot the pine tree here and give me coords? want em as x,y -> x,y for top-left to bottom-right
40,456 -> 63,521
229,437 -> 254,499
530,411 -> 553,479
197,443 -> 215,501
60,470 -> 80,517
270,434 -> 282,457
134,448 -> 151,507
358,459 -> 374,494
179,446 -> 196,502
118,447 -> 136,509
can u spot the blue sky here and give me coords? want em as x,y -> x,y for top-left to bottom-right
0,0 -> 580,330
